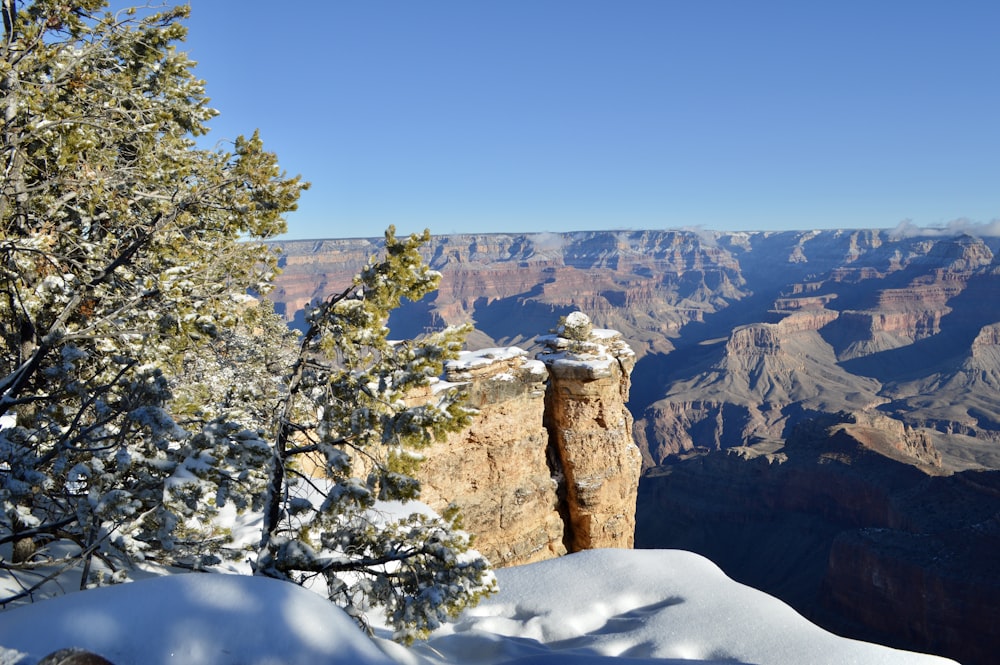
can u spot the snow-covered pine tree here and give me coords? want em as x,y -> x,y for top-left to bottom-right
0,1 -> 303,596
1,1 -> 493,641
255,226 -> 494,643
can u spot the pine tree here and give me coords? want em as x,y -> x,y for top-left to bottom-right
255,227 -> 493,642
0,1 -> 303,597
0,2 -> 493,640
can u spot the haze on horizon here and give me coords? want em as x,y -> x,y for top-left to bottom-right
180,1 -> 1000,240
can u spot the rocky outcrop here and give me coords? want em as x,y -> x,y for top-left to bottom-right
537,313 -> 642,550
414,315 -> 641,565
770,307 -> 840,332
416,348 -> 567,567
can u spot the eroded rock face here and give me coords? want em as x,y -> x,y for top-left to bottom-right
413,318 -> 642,566
416,348 -> 567,567
636,416 -> 997,665
538,313 -> 642,550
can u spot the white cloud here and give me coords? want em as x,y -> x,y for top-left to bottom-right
889,218 -> 1000,240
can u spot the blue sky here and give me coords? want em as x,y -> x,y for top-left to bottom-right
176,1 -> 1000,240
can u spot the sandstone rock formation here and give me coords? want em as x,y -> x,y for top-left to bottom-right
412,315 -> 641,566
537,313 -> 642,550
415,347 -> 567,567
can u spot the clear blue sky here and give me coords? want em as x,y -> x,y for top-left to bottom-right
173,1 -> 1000,240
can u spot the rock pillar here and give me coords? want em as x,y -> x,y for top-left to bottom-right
539,312 -> 642,550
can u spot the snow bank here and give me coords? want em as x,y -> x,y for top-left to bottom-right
0,574 -> 392,665
0,549 -> 957,665
410,549 -> 954,665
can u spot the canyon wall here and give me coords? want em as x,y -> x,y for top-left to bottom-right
635,417 -> 1000,665
270,228 -> 1000,663
270,230 -> 1000,464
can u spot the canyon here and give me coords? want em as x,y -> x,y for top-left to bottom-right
269,228 -> 1000,665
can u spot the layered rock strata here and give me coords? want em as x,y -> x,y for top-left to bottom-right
416,348 -> 567,567
537,312 -> 643,550
271,229 -> 1000,664
412,315 -> 641,566
271,230 -> 753,358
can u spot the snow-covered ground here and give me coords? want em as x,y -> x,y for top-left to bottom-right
0,548 -> 955,665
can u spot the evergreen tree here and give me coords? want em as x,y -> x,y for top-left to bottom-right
0,0 -> 301,597
256,226 -> 491,642
0,1 -> 492,639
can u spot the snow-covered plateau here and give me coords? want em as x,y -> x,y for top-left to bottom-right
0,548 -> 955,665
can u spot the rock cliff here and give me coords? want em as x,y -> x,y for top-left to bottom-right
636,415 -> 999,665
416,347 -> 566,567
537,313 -> 642,550
413,315 -> 640,567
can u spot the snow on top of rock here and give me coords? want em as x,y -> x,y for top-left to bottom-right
521,358 -> 547,378
537,312 -> 635,378
590,327 -> 622,341
445,347 -> 527,372
441,347 -> 551,386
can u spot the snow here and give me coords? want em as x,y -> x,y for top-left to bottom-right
440,347 -> 546,387
409,550 -> 954,665
545,354 -> 615,375
0,549 -> 956,665
536,311 -> 636,379
0,574 -> 390,665
445,347 -> 528,372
